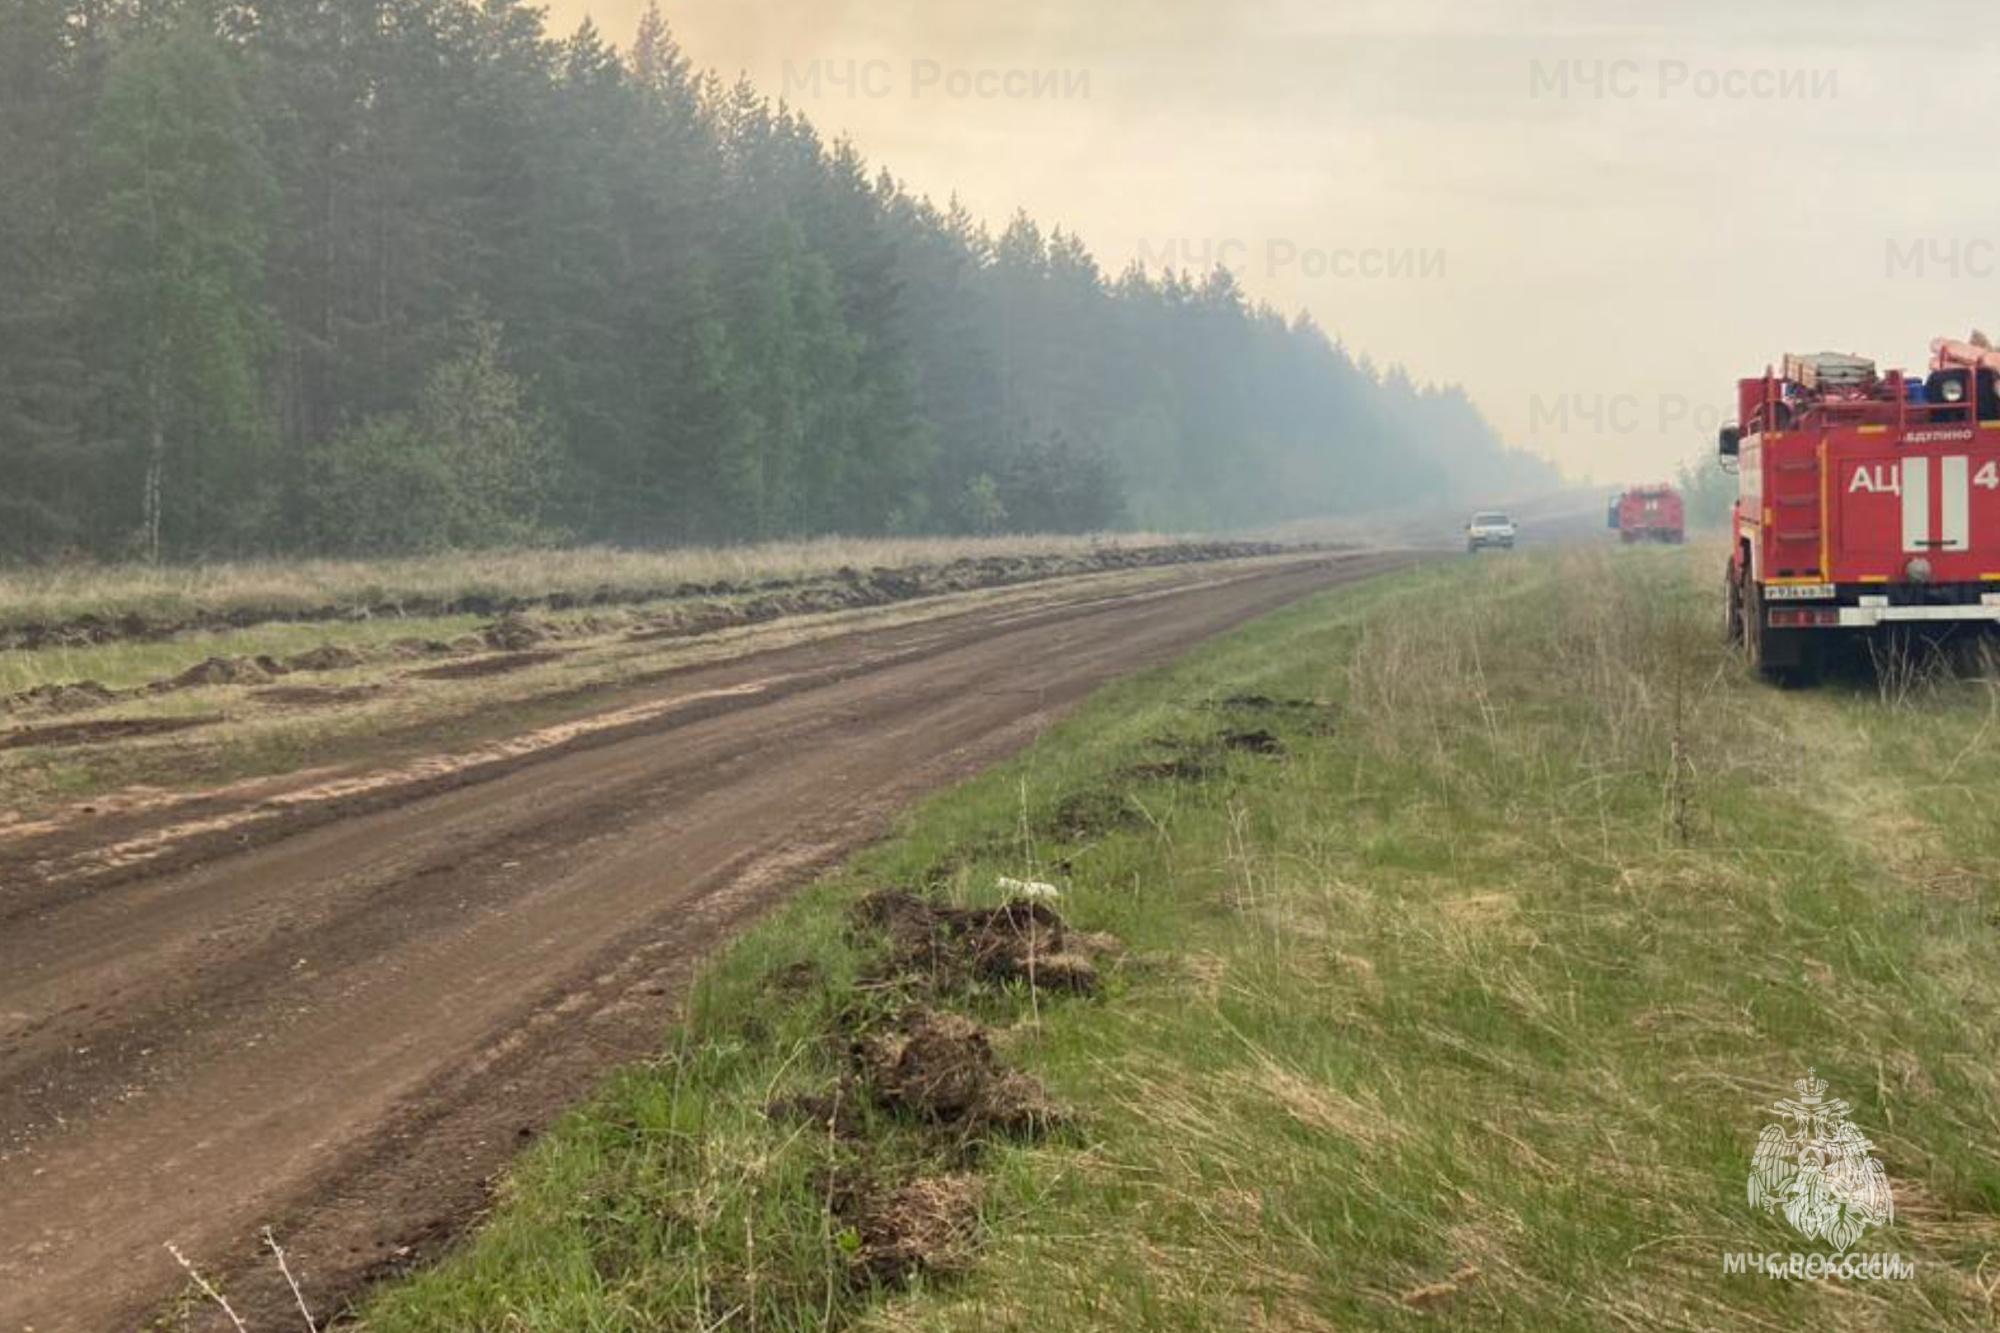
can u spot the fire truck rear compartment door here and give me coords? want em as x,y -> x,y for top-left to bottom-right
1837,457 -> 1903,557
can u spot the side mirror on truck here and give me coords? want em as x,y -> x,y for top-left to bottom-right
1718,423 -> 1741,458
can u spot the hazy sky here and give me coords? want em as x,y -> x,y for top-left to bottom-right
546,0 -> 2000,484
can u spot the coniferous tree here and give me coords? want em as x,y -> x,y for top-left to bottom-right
0,0 -> 1554,564
0,0 -> 93,558
84,16 -> 275,560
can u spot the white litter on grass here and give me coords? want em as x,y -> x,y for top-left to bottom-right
997,876 -> 1061,901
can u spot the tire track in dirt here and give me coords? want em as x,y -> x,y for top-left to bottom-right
0,552 -> 1415,1333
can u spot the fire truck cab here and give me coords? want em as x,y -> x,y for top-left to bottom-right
1722,341 -> 2000,676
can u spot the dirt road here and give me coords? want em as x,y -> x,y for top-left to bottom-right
0,552 -> 1410,1332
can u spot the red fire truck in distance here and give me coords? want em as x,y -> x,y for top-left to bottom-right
1722,342 -> 2000,676
1608,485 -> 1686,545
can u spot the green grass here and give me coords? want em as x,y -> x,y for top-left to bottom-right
360,548 -> 2000,1333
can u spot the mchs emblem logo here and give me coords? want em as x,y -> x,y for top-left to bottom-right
1748,1069 -> 1894,1253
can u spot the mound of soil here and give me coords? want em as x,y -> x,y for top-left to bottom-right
856,891 -> 1108,996
1217,693 -> 1332,713
855,1009 -> 1060,1134
286,644 -> 366,673
482,615 -> 547,652
6,681 -> 119,714
412,649 -> 566,682
1119,746 -> 1217,784
626,599 -> 799,643
386,637 -> 462,659
829,1170 -> 984,1285
1046,788 -> 1147,840
0,715 -> 222,752
163,656 -> 285,690
1221,728 -> 1286,756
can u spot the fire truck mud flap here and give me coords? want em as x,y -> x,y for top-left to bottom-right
1744,585 -> 1809,674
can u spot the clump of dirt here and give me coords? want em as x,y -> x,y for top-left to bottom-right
482,615 -> 547,652
1221,693 -> 1336,716
1046,788 -> 1146,840
828,891 -> 1120,1133
0,715 -> 223,752
7,681 -> 120,714
829,1169 -> 985,1285
1122,757 -> 1213,782
412,649 -> 566,681
286,644 -> 366,673
554,613 -> 625,640
1221,728 -> 1286,756
855,891 -> 1110,997
386,637 -> 463,659
854,1009 -> 1061,1134
758,888 -> 1129,1293
163,656 -> 285,689
1116,727 -> 1283,780
1119,739 -> 1218,784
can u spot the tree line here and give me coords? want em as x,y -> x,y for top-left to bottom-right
0,0 -> 1554,563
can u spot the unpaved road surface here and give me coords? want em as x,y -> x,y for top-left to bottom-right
0,552 -> 1410,1332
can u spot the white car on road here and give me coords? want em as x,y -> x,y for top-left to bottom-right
1466,511 -> 1519,553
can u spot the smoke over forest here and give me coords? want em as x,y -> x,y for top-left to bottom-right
0,0 -> 1552,562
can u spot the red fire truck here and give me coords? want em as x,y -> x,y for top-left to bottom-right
1608,485 -> 1686,544
1722,342 -> 2000,676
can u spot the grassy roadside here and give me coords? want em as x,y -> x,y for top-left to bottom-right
0,535 -> 1190,635
354,548 -> 2000,1333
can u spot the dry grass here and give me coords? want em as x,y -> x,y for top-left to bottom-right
0,533 -> 1187,629
853,547 -> 2000,1332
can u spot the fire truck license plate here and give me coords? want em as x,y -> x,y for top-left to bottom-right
1765,584 -> 1835,601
